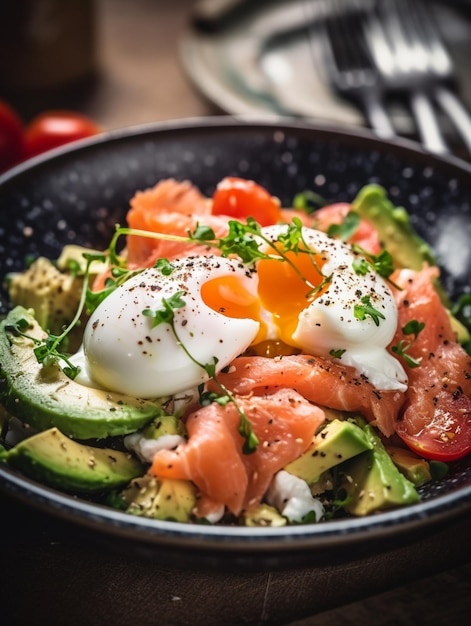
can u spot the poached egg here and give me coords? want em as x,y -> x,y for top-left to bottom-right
72,224 -> 407,397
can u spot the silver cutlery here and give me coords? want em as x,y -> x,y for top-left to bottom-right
315,0 -> 396,139
316,0 -> 471,155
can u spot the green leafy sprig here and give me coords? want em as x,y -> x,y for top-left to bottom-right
7,251 -> 106,378
391,319 -> 425,368
353,294 -> 386,327
142,289 -> 259,454
292,190 -> 327,214
327,211 -> 361,242
109,218 -> 331,299
329,348 -> 346,359
351,244 -> 400,290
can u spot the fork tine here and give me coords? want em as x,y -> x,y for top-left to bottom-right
323,0 -> 371,79
316,0 -> 396,138
405,0 -> 453,80
368,0 -> 449,153
404,0 -> 471,153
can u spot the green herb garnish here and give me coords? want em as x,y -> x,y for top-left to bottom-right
292,190 -> 326,213
353,294 -> 386,326
142,292 -> 259,454
7,252 -> 106,379
327,211 -> 361,242
391,319 -> 425,368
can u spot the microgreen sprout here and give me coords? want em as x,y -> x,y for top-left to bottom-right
351,244 -> 401,290
353,294 -> 386,326
6,252 -> 106,379
329,348 -> 346,359
391,319 -> 425,368
327,211 -> 361,242
142,291 -> 259,454
64,257 -> 82,277
292,189 -> 326,214
155,258 -> 175,276
109,217 -> 331,301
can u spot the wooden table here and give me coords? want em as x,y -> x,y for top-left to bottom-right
1,1 -> 471,624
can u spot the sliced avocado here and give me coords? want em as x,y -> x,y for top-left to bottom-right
0,306 -> 166,439
285,419 -> 372,484
56,244 -> 108,276
385,445 -> 432,487
141,414 -> 186,439
7,247 -> 108,350
8,256 -> 84,336
341,424 -> 420,516
5,427 -> 144,493
352,185 -> 469,343
352,184 -> 435,270
448,310 -> 470,346
243,503 -> 287,527
121,475 -> 196,522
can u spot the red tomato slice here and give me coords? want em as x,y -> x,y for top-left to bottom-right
211,177 -> 282,226
0,100 -> 25,174
24,110 -> 101,158
396,393 -> 471,462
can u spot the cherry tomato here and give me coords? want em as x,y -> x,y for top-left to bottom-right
396,392 -> 471,462
0,100 -> 25,174
211,177 -> 282,226
24,110 -> 101,158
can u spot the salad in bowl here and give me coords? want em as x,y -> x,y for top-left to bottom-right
1,172 -> 469,528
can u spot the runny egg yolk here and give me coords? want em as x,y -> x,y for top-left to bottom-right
201,246 -> 328,347
200,224 -> 407,392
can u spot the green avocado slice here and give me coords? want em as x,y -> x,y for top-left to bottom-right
352,184 -> 435,270
4,427 -> 144,493
0,306 -> 166,440
120,475 -> 197,522
341,424 -> 420,516
284,418 -> 372,484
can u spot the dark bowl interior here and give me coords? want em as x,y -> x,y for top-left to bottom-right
1,117 -> 471,570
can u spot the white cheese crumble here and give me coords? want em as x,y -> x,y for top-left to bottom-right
266,470 -> 325,523
124,432 -> 185,463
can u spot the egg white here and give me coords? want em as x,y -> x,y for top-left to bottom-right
73,256 -> 260,398
259,225 -> 408,391
72,222 -> 407,398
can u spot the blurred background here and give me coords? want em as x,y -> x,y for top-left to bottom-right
0,0 -> 470,159
0,0 -> 215,127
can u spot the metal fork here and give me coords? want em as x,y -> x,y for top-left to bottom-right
364,0 -> 446,152
365,0 -> 471,154
314,0 -> 396,139
402,0 -> 471,154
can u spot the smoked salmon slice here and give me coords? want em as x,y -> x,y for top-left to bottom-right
390,266 -> 471,460
125,179 -> 230,267
210,354 -> 405,437
311,202 -> 382,254
150,388 -> 325,515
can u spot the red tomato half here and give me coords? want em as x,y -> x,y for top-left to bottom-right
24,110 -> 101,158
0,100 -> 25,174
396,396 -> 471,462
211,177 -> 282,226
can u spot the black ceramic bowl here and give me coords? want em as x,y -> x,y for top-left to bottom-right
1,117 -> 471,570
